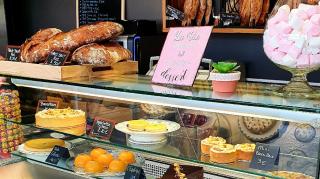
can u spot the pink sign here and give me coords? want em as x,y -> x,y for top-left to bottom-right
152,26 -> 212,86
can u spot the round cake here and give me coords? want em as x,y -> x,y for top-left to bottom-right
243,117 -> 276,134
201,136 -> 226,155
235,143 -> 255,161
24,138 -> 65,152
210,144 -> 237,164
35,108 -> 86,136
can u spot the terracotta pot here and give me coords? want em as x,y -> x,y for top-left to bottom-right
209,71 -> 241,93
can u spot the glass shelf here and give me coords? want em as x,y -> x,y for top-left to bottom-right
6,75 -> 320,125
3,117 -> 317,179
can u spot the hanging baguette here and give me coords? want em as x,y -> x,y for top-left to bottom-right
196,0 -> 207,26
21,28 -> 62,62
182,0 -> 193,26
239,0 -> 251,26
191,0 -> 200,20
249,0 -> 263,27
22,21 -> 124,63
257,0 -> 270,25
205,0 -> 212,25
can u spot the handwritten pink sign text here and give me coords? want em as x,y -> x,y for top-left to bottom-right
152,26 -> 212,86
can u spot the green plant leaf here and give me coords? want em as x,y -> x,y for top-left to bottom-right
212,62 -> 239,73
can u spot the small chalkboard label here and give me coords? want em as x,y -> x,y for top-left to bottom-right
45,145 -> 70,165
91,118 -> 115,140
250,143 -> 280,171
124,165 -> 146,179
6,45 -> 21,62
37,100 -> 59,112
45,50 -> 69,66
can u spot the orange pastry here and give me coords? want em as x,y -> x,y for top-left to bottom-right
210,144 -> 237,164
118,151 -> 136,164
201,136 -> 226,155
109,160 -> 127,173
84,161 -> 104,173
74,154 -> 92,168
235,143 -> 255,161
90,148 -> 107,160
95,153 -> 114,167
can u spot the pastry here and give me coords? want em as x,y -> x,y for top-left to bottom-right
239,0 -> 251,26
35,108 -> 86,136
235,143 -> 255,161
71,42 -> 132,66
24,138 -> 65,152
21,21 -> 124,63
140,104 -> 173,118
249,0 -> 263,26
257,0 -> 270,25
210,144 -> 237,163
243,117 -> 276,134
182,0 -> 193,26
108,160 -> 127,173
161,163 -> 204,179
127,119 -> 149,131
21,28 -> 63,62
144,123 -> 168,132
201,136 -> 226,155
260,171 -> 314,179
190,0 -> 200,21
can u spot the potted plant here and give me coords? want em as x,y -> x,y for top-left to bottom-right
209,62 -> 241,93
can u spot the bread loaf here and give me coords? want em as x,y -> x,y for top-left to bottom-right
21,28 -> 62,62
71,42 -> 131,66
249,0 -> 263,26
257,0 -> 270,25
239,0 -> 251,26
182,0 -> 193,26
196,0 -> 207,26
22,22 -> 124,63
205,0 -> 212,25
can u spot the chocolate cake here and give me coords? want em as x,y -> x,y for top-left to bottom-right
161,163 -> 203,179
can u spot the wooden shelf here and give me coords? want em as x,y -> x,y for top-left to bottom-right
162,27 -> 264,34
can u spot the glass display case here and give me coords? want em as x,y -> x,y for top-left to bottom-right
0,74 -> 320,179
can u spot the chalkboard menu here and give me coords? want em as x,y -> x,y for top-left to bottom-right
45,51 -> 69,66
91,118 -> 115,140
37,100 -> 59,112
77,0 -> 124,26
250,143 -> 280,171
6,46 -> 21,62
124,165 -> 146,179
45,145 -> 70,165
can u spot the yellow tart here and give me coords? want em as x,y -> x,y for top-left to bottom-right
201,136 -> 226,155
35,108 -> 86,136
235,143 -> 255,161
210,144 -> 237,164
24,138 -> 65,152
144,123 -> 167,132
127,119 -> 149,131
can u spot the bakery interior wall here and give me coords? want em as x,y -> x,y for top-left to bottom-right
3,0 -> 320,82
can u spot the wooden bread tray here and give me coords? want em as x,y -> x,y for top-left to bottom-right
0,61 -> 138,80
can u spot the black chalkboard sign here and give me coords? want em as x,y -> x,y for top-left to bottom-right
45,50 -> 69,66
37,100 -> 59,112
124,165 -> 146,179
250,143 -> 280,171
77,0 -> 124,26
45,145 -> 70,165
6,45 -> 21,62
91,118 -> 115,140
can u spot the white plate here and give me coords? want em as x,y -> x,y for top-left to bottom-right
18,142 -> 72,156
115,119 -> 180,135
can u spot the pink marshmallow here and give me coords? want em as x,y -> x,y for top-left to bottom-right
310,54 -> 320,67
307,6 -> 320,18
271,50 -> 286,63
264,43 -> 277,51
297,9 -> 310,20
288,45 -> 302,59
311,14 -> 320,25
297,54 -> 310,68
308,24 -> 320,37
278,39 -> 293,53
276,21 -> 293,34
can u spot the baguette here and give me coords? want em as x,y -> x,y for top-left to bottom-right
21,28 -> 62,62
182,0 -> 193,26
23,22 -> 123,63
239,0 -> 251,26
196,0 -> 207,26
71,42 -> 132,66
249,0 -> 263,27
191,0 -> 200,20
205,0 -> 212,25
257,0 -> 270,25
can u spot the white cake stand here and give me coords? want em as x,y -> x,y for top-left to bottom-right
115,119 -> 180,144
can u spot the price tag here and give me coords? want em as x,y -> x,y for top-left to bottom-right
250,143 -> 280,171
124,165 -> 146,179
45,50 -> 69,66
37,100 -> 59,112
6,45 -> 21,62
91,118 -> 115,140
45,145 -> 70,165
